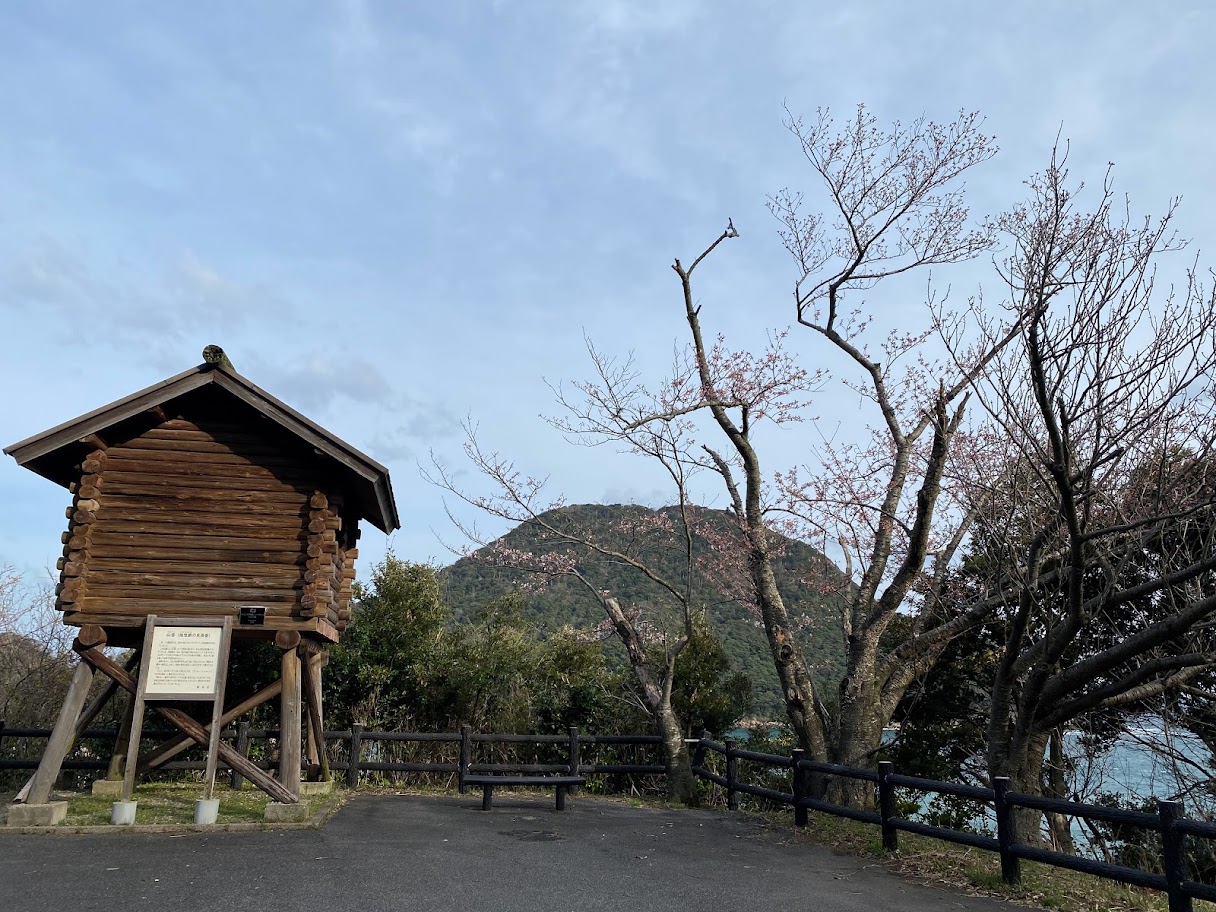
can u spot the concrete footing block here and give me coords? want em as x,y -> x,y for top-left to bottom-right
298,781 -> 334,797
91,779 -> 124,797
111,800 -> 138,825
264,800 -> 312,823
194,798 -> 220,825
7,802 -> 68,827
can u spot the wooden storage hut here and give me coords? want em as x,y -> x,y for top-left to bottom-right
4,348 -> 398,811
5,349 -> 398,646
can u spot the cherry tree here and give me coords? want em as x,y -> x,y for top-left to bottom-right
442,105 -> 1216,821
752,107 -> 1028,799
427,333 -> 820,803
952,149 -> 1216,805
439,106 -> 1026,808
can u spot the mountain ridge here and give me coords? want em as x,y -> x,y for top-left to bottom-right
438,503 -> 849,717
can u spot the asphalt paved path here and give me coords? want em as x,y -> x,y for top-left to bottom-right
1,794 -> 1025,911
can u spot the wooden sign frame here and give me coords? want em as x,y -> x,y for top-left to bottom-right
121,615 -> 233,803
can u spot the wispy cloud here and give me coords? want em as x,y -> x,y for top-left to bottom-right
248,351 -> 395,412
0,239 -> 296,366
327,0 -> 487,190
246,348 -> 464,462
575,0 -> 703,40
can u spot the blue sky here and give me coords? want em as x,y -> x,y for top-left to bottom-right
1,0 -> 1213,579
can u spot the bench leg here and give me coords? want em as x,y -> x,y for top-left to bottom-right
482,784 -> 493,811
556,785 -> 566,811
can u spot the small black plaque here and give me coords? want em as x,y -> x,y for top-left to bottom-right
238,605 -> 266,626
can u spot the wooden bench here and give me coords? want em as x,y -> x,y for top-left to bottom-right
461,774 -> 586,811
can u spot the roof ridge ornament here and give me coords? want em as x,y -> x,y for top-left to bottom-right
201,345 -> 235,371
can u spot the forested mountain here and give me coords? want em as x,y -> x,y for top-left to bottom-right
438,504 -> 850,718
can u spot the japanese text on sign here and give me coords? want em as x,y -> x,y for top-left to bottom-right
144,626 -> 223,698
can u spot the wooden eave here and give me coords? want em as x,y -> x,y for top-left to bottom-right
4,362 -> 400,534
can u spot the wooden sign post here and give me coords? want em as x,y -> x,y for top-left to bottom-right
115,615 -> 232,824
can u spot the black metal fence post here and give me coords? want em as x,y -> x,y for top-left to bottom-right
459,724 -> 472,793
993,777 -> 1021,884
568,726 -> 580,795
791,748 -> 808,827
877,760 -> 898,851
229,720 -> 251,790
347,724 -> 363,789
725,739 -> 738,811
1159,800 -> 1193,912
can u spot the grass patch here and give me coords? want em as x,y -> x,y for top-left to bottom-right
60,782 -> 275,826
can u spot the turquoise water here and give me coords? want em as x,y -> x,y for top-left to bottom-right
725,724 -> 1213,849
729,725 -> 1212,805
1065,728 -> 1209,804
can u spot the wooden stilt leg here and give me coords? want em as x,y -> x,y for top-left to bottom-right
304,656 -> 319,774
22,660 -> 96,805
279,645 -> 302,798
106,689 -> 138,781
300,651 -> 330,782
15,650 -> 134,802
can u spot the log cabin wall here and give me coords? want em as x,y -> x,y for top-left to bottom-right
54,416 -> 350,641
301,491 -> 358,634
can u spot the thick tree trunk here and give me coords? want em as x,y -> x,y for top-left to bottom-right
598,596 -> 697,805
995,727 -> 1052,848
829,658 -> 885,809
752,544 -> 830,761
656,699 -> 696,805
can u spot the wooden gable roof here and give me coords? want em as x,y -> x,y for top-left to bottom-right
5,358 -> 400,534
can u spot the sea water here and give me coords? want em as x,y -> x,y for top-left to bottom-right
732,723 -> 1214,841
1064,727 -> 1210,805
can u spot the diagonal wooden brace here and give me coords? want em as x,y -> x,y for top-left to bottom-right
74,643 -> 296,804
136,678 -> 284,774
299,651 -> 331,782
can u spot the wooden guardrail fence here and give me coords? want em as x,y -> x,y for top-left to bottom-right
0,719 -> 664,791
4,719 -> 1212,911
693,736 -> 1213,912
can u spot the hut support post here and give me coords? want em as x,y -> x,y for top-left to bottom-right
21,660 -> 96,805
106,688 -> 139,781
301,649 -> 329,781
279,642 -> 302,797
15,651 -> 133,802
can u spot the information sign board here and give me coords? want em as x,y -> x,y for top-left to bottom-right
144,625 -> 225,700
119,615 -> 233,803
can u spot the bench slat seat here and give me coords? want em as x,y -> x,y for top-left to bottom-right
461,774 -> 586,811
462,775 -> 585,786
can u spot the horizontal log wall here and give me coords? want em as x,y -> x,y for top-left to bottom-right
59,418 -> 326,633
